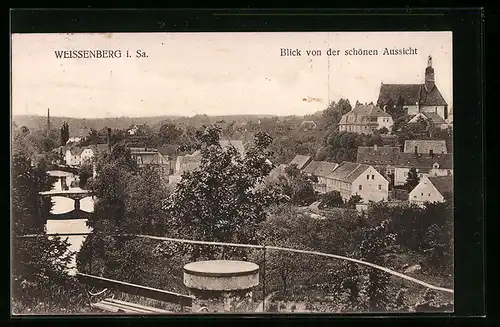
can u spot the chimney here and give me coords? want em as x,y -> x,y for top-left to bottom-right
106,128 -> 112,152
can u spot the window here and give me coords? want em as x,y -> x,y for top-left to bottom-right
421,192 -> 423,196
428,193 -> 431,196
413,195 -> 417,198
378,185 -> 382,190
359,185 -> 362,191
371,175 -> 374,180
366,175 -> 370,180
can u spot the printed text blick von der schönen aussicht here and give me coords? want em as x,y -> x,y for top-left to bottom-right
280,47 -> 418,57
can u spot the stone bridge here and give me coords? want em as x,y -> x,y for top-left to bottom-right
39,189 -> 93,220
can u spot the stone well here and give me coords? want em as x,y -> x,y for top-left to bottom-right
183,260 -> 259,311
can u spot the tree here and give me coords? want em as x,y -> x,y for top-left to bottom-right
276,164 -> 317,206
159,122 -> 182,145
60,121 -> 70,146
78,164 -> 93,189
164,125 -> 284,260
319,191 -> 344,209
12,153 -> 87,314
405,168 -> 420,191
87,143 -> 138,228
337,98 -> 352,115
347,194 -> 363,208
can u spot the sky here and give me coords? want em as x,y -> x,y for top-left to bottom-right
11,32 -> 452,118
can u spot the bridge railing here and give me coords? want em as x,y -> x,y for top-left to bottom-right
16,232 -> 454,313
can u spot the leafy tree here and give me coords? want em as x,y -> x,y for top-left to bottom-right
377,127 -> 389,134
276,164 -> 317,206
319,191 -> 344,209
60,121 -> 70,146
11,153 -> 88,313
87,143 -> 138,229
159,122 -> 182,145
405,168 -> 420,191
346,194 -> 363,208
78,164 -> 93,189
358,220 -> 397,311
164,125 -> 284,259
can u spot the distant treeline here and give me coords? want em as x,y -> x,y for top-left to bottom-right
12,113 -> 291,135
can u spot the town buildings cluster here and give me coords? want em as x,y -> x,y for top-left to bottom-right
53,55 -> 452,208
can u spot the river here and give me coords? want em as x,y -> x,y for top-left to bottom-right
46,170 -> 93,275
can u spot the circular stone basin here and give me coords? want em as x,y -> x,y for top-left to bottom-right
183,260 -> 259,292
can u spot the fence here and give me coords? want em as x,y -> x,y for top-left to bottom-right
16,232 -> 454,313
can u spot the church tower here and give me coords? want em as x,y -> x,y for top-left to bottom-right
424,55 -> 435,91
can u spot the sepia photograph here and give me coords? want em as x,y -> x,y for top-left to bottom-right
11,31 -> 454,315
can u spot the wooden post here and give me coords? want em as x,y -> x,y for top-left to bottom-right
262,245 -> 266,312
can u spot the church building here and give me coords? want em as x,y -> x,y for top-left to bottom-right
376,56 -> 449,120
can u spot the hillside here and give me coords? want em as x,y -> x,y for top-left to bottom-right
12,114 -> 293,134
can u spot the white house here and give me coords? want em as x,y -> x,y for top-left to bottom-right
65,148 -> 82,166
324,161 -> 389,203
409,175 -> 453,205
338,104 -> 393,134
80,148 -> 95,165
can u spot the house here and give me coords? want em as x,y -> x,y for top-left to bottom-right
338,104 -> 393,134
65,147 -> 83,166
356,145 -> 453,186
300,161 -> 319,176
376,55 -> 449,120
289,155 -> 313,170
403,140 -> 448,155
312,161 -> 340,193
264,164 -> 287,184
174,151 -> 202,176
323,162 -> 389,203
409,175 -> 453,205
127,125 -> 139,135
130,147 -> 170,173
408,112 -> 449,130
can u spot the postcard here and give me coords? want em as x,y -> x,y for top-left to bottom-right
11,31 -> 453,315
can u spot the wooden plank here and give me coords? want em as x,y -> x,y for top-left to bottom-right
76,273 -> 194,307
91,302 -> 142,314
100,300 -> 153,314
104,299 -> 171,314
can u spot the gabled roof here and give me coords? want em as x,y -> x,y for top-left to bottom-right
357,150 -> 453,170
404,140 -> 447,154
396,153 -> 453,170
328,162 -> 372,183
378,84 -> 422,106
289,155 -> 313,170
419,85 -> 448,106
339,104 -> 392,125
410,112 -> 447,125
377,83 -> 448,107
428,176 -> 453,196
357,146 -> 401,166
302,160 -> 321,175
313,161 -> 339,178
67,147 -> 84,156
